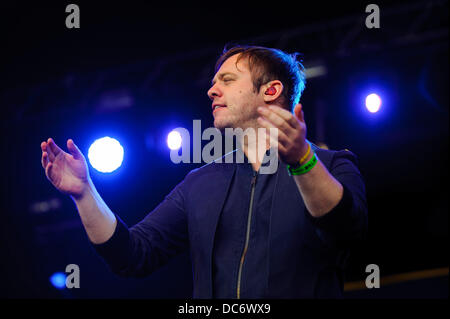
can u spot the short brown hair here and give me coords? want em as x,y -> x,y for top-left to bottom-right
215,45 -> 306,111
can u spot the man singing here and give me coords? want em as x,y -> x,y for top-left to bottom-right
40,45 -> 367,298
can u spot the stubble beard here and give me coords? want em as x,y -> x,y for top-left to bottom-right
214,101 -> 260,133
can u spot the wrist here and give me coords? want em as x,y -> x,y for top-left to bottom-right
300,143 -> 314,164
72,178 -> 95,202
288,140 -> 311,167
287,151 -> 318,176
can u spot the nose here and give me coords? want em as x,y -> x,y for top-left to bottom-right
207,83 -> 222,100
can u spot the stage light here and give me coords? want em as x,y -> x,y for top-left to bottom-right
365,93 -> 382,113
167,130 -> 182,150
50,272 -> 66,289
88,137 -> 124,173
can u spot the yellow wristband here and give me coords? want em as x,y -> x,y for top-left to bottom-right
298,142 -> 311,165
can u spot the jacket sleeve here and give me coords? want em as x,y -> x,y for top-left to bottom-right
91,177 -> 189,277
306,149 -> 368,250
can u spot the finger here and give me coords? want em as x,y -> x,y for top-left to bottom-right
41,142 -> 51,164
257,116 -> 290,145
277,143 -> 287,155
47,138 -> 63,157
45,162 -> 53,180
257,107 -> 295,135
265,129 -> 281,150
268,105 -> 301,129
264,131 -> 287,154
42,152 -> 49,169
42,141 -> 56,161
67,139 -> 83,160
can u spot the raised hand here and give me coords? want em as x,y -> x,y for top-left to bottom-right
257,103 -> 309,165
41,138 -> 91,199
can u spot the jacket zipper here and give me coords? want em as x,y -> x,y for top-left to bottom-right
236,170 -> 257,299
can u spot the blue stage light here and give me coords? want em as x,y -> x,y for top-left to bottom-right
365,93 -> 382,113
88,137 -> 124,173
167,130 -> 182,150
50,272 -> 66,289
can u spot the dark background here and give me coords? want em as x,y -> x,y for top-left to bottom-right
0,1 -> 448,298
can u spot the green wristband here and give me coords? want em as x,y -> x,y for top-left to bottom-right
287,152 -> 318,176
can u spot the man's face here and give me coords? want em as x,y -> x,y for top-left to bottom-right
208,54 -> 264,131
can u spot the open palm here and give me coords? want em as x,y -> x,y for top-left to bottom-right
41,138 -> 90,198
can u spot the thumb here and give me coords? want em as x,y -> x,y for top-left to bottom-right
67,139 -> 83,159
294,103 -> 304,122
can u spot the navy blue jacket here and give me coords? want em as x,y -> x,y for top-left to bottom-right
93,144 -> 368,298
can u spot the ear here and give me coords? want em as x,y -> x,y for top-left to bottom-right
261,80 -> 284,103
